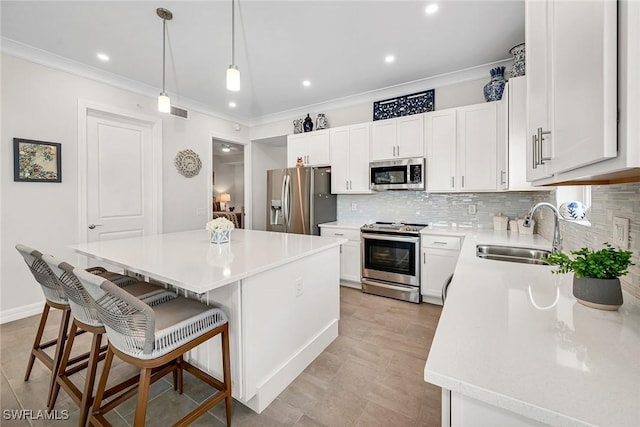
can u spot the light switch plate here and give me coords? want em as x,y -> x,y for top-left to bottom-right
613,217 -> 629,249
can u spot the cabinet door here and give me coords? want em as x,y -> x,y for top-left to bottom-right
525,0 -> 553,181
457,103 -> 498,191
548,0 -> 617,174
371,119 -> 397,161
348,123 -> 371,192
422,248 -> 458,300
341,242 -> 361,283
305,130 -> 331,166
287,134 -> 306,167
329,127 -> 350,193
396,115 -> 425,158
426,109 -> 457,192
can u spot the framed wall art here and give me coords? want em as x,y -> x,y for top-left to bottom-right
13,138 -> 62,183
373,89 -> 435,121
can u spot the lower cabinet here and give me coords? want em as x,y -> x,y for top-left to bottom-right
421,234 -> 463,305
443,391 -> 547,427
320,226 -> 361,287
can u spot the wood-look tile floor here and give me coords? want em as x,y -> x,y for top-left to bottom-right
0,287 -> 443,426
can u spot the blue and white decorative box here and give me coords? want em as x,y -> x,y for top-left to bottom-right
373,89 -> 435,121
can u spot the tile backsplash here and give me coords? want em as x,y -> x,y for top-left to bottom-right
337,191 -> 549,228
535,183 -> 640,299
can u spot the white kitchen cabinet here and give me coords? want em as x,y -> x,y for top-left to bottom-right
330,123 -> 372,194
287,130 -> 331,167
446,391 -> 547,427
504,77 -> 546,191
426,102 -> 502,192
526,0 -> 617,181
421,234 -> 462,305
320,226 -> 361,286
371,114 -> 424,161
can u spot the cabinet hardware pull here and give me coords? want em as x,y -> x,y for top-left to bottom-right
397,145 -> 400,156
532,135 -> 538,169
501,170 -> 507,185
423,252 -> 426,264
462,176 -> 465,187
393,146 -> 396,157
334,233 -> 344,236
451,176 -> 454,188
433,241 -> 447,245
349,180 -> 352,189
538,127 -> 552,163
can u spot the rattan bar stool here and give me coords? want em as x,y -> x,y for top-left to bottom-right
42,254 -> 171,427
74,267 -> 232,427
15,244 -> 139,411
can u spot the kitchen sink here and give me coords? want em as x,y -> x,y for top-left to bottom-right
476,244 -> 551,265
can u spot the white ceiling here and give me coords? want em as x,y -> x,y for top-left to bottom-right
1,1 -> 525,124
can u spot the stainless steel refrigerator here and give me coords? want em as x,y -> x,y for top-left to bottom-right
266,167 -> 336,235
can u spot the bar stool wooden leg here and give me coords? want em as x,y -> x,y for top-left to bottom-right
176,356 -> 184,394
48,321 -> 78,410
78,331 -> 103,427
47,307 -> 71,408
91,346 -> 114,419
133,367 -> 152,426
222,326 -> 232,427
24,302 -> 51,381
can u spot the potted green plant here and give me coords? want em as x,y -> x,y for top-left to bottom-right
543,243 -> 634,310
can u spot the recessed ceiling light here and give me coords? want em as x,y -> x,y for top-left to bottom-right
97,52 -> 110,62
228,101 -> 237,108
302,80 -> 311,87
425,3 -> 439,14
385,55 -> 395,64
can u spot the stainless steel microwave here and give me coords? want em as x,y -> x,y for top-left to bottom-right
370,157 -> 425,191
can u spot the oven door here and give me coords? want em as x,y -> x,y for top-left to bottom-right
361,233 -> 420,286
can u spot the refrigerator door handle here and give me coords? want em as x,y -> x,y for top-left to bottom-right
284,175 -> 292,230
281,174 -> 288,232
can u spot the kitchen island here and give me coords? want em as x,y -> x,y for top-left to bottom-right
70,229 -> 345,413
425,230 -> 640,427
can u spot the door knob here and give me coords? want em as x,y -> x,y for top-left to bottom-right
88,224 -> 103,229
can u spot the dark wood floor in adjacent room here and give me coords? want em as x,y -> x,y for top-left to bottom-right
0,286 -> 443,426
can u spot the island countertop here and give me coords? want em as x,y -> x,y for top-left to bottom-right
70,229 -> 345,294
424,230 -> 640,427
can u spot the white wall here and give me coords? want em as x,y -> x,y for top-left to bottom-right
251,141 -> 287,230
213,152 -> 244,211
0,54 -> 250,321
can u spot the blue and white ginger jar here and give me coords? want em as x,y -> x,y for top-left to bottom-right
559,201 -> 587,221
483,66 -> 506,102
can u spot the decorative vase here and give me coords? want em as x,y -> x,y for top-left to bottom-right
483,66 -> 506,102
573,276 -> 623,311
316,113 -> 328,130
509,42 -> 526,77
559,201 -> 587,221
210,229 -> 231,244
293,118 -> 303,134
303,114 -> 313,132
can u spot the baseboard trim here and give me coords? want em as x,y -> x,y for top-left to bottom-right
241,320 -> 339,413
0,301 -> 44,324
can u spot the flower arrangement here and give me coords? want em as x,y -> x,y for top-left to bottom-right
206,217 -> 235,232
206,217 -> 235,244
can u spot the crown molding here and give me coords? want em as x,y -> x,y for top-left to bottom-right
2,37 -> 511,129
248,58 -> 513,127
0,37 -> 251,127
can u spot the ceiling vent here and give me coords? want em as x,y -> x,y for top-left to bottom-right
170,105 -> 189,119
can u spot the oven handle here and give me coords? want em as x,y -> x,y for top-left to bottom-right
361,233 -> 420,244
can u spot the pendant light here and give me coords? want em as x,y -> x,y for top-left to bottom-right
157,8 -> 173,113
226,0 -> 240,91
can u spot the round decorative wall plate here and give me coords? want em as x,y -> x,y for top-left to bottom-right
174,149 -> 202,178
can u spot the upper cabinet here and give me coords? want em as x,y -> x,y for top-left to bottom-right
526,0 -> 617,182
287,130 -> 331,167
330,123 -> 372,194
426,102 -> 504,192
371,115 -> 424,161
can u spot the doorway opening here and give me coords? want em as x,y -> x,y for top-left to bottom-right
212,139 -> 245,229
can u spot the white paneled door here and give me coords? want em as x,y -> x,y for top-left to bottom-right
81,105 -> 162,246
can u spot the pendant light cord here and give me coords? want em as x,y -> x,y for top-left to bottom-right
162,18 -> 167,93
231,0 -> 235,65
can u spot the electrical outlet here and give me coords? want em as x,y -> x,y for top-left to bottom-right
295,278 -> 303,297
468,204 -> 477,215
613,217 -> 629,249
351,203 -> 357,211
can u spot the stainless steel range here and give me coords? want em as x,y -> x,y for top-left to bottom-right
360,222 -> 428,303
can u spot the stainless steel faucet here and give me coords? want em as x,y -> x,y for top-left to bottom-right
523,202 -> 563,252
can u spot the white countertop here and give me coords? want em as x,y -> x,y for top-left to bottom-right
318,221 -> 363,230
425,230 -> 640,427
70,229 -> 345,294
